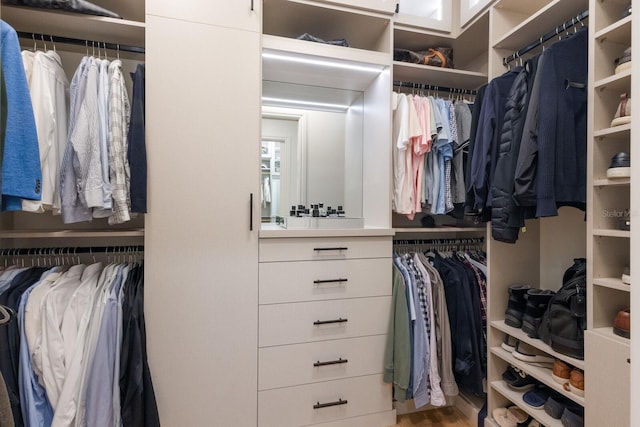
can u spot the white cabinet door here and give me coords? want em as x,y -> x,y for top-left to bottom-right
395,0 -> 452,32
585,331 -> 630,427
145,15 -> 260,427
309,0 -> 396,14
460,0 -> 493,27
146,0 -> 260,32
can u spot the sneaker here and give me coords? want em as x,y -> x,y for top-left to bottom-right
502,335 -> 519,352
521,289 -> 555,338
523,384 -> 551,408
544,393 -> 582,420
552,359 -> 571,385
561,406 -> 585,427
614,46 -> 632,74
607,152 -> 631,178
622,266 -> 631,285
611,93 -> 631,127
502,365 -> 538,391
562,368 -> 584,397
513,341 -> 555,365
493,406 -> 530,427
614,308 -> 631,338
505,284 -> 532,328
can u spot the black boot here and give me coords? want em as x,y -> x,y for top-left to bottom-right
505,284 -> 531,328
522,289 -> 555,337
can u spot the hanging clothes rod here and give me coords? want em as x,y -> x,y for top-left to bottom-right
0,245 -> 144,256
393,237 -> 485,244
393,80 -> 478,96
17,31 -> 145,54
503,10 -> 588,66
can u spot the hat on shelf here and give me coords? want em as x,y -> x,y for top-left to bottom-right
614,47 -> 632,74
606,152 -> 631,179
611,93 -> 631,127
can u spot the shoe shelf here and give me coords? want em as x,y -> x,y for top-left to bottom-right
490,347 -> 585,406
594,14 -> 631,45
490,381 -> 563,427
593,277 -> 631,292
590,326 -> 631,347
490,320 -> 585,369
592,229 -> 631,238
594,69 -> 631,92
594,123 -> 631,140
593,177 -> 631,186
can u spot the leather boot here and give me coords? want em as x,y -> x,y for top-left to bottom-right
522,289 -> 555,337
504,284 -> 531,328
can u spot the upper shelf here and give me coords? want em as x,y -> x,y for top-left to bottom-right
594,15 -> 631,45
2,4 -> 145,47
492,0 -> 587,51
392,62 -> 487,91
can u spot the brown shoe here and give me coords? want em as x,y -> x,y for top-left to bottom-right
552,359 -> 571,385
563,368 -> 584,397
614,309 -> 631,339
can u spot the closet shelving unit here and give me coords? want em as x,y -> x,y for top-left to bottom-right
485,0 -> 589,426
0,1 -> 146,250
585,0 -> 632,425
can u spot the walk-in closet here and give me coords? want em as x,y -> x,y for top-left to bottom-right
0,0 -> 637,426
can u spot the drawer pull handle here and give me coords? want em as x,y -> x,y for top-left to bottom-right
314,398 -> 348,410
313,247 -> 348,252
314,318 -> 348,326
314,358 -> 348,367
628,358 -> 631,364
313,278 -> 348,285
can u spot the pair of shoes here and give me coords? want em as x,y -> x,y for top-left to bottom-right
502,365 -> 538,391
561,368 -> 584,397
544,393 -> 583,420
504,285 -> 554,338
611,93 -> 631,127
523,384 -> 551,408
561,405 -> 584,427
505,284 -> 531,328
607,151 -> 631,178
492,406 -> 530,427
502,336 -> 554,365
614,308 -> 631,338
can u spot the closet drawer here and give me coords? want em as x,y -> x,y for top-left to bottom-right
259,258 -> 391,304
257,374 -> 392,427
259,296 -> 391,347
258,335 -> 386,390
259,237 -> 391,262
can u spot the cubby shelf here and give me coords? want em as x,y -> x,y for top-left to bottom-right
594,69 -> 631,92
594,123 -> 631,139
593,178 -> 630,186
593,277 -> 630,292
594,14 -> 632,44
591,326 -> 631,346
490,381 -> 562,427
592,229 -> 631,238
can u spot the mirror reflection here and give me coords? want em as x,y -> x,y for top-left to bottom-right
260,81 -> 364,225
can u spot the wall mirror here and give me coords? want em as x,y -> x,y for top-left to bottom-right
260,80 -> 364,225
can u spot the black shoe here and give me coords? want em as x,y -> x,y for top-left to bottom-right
522,289 -> 555,338
502,365 -> 538,391
544,393 -> 583,420
505,284 -> 531,328
622,2 -> 632,18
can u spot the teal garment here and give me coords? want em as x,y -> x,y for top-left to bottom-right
383,265 -> 411,401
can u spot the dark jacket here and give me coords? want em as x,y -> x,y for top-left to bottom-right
516,28 -> 588,217
491,56 -> 540,243
468,69 -> 519,221
465,84 -> 487,212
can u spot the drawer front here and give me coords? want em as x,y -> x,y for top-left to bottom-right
259,335 -> 387,390
259,258 -> 391,304
259,296 -> 391,347
259,237 -> 391,262
306,410 -> 396,427
258,374 -> 392,427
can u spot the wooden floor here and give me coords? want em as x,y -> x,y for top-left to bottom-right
391,407 -> 475,427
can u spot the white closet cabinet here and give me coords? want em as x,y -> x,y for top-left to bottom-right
144,7 -> 260,427
146,0 -> 260,31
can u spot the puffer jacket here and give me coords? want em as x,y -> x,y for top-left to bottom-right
491,56 -> 539,243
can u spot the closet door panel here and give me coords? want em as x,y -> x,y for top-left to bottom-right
259,258 -> 391,304
258,335 -> 387,390
145,15 -> 259,427
257,374 -> 392,427
259,296 -> 391,346
146,0 -> 260,32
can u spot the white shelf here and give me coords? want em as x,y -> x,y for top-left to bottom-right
491,320 -> 585,369
593,277 -> 630,292
594,69 -> 631,92
593,178 -> 630,186
491,381 -> 563,427
593,229 -> 630,238
492,0 -> 587,51
2,5 -> 145,47
594,124 -> 631,140
0,229 -> 145,239
392,62 -> 487,90
393,227 -> 486,234
490,347 -> 585,406
590,326 -> 631,346
594,15 -> 632,45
